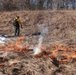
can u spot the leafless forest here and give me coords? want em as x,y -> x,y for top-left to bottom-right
0,0 -> 76,11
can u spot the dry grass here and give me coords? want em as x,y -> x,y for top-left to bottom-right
0,10 -> 76,75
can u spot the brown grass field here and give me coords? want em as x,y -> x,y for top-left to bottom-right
0,10 -> 76,75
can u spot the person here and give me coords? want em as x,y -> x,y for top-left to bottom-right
13,16 -> 22,36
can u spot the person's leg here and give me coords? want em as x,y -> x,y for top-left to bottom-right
17,27 -> 20,36
14,26 -> 17,36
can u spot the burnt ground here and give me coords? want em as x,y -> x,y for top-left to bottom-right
0,10 -> 76,75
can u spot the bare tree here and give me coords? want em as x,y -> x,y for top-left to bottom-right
2,0 -> 31,11
56,0 -> 61,10
0,0 -> 76,11
37,0 -> 44,10
62,0 -> 65,9
65,0 -> 70,9
71,0 -> 75,10
2,0 -> 17,11
46,0 -> 53,9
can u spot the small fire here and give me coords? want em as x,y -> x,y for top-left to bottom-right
0,36 -> 28,52
0,36 -> 29,67
33,24 -> 48,55
35,44 -> 76,64
33,46 -> 42,55
0,36 -> 76,65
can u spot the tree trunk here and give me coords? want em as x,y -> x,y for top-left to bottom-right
37,0 -> 44,10
72,0 -> 75,10
57,3 -> 59,10
66,1 -> 68,9
50,0 -> 53,10
62,0 -> 65,9
47,0 -> 53,10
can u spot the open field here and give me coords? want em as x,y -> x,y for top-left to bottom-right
0,10 -> 76,75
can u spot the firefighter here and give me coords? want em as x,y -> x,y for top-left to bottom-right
13,16 -> 23,36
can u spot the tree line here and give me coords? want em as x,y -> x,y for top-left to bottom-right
0,0 -> 76,11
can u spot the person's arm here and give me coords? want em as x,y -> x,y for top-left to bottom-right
18,19 -> 23,28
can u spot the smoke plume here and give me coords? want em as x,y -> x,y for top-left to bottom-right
33,24 -> 48,55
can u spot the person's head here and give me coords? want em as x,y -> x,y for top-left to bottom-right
16,16 -> 19,19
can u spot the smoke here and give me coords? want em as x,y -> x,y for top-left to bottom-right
0,36 -> 6,43
33,24 -> 48,55
0,36 -> 9,44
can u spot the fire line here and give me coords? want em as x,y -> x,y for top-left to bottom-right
0,37 -> 76,65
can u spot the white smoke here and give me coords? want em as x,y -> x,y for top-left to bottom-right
38,35 -> 43,47
33,46 -> 42,55
33,24 -> 48,55
0,36 -> 6,43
